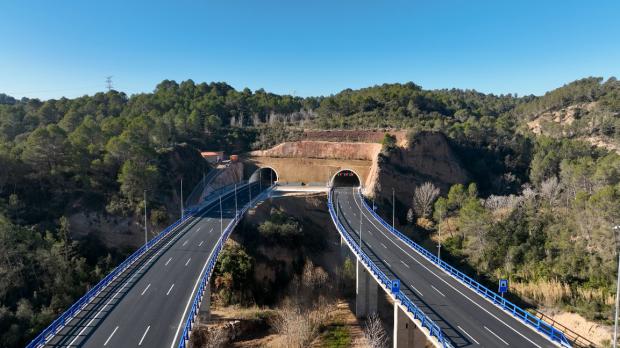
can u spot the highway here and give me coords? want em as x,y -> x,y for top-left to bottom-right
44,183 -> 262,348
333,187 -> 557,348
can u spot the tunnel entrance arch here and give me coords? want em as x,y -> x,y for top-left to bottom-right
249,167 -> 278,187
331,169 -> 361,188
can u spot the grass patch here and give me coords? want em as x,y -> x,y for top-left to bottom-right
321,322 -> 351,347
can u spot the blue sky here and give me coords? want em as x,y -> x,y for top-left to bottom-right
1,0 -> 619,99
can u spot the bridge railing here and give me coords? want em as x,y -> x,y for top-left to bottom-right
328,189 -> 452,348
26,183 -> 249,348
185,181 -> 249,215
185,168 -> 222,207
178,183 -> 273,348
356,189 -> 574,348
26,210 -> 196,348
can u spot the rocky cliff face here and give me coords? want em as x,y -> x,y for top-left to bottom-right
249,141 -> 382,161
372,132 -> 470,227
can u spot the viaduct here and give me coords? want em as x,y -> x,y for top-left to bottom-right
28,138 -> 589,348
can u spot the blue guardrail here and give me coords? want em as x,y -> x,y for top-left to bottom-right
27,184 -> 251,348
328,189 -> 452,348
177,184 -> 272,348
26,213 -> 193,348
355,189 -> 572,347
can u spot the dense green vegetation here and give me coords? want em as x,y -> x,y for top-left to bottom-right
0,76 -> 618,346
427,137 -> 620,321
213,207 -> 328,307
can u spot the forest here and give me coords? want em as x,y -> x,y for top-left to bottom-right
0,77 -> 619,346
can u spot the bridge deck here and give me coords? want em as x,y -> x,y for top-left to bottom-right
43,184 -> 261,348
333,187 -> 557,348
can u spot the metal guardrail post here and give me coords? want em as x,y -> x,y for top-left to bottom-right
328,189 -> 451,348
177,183 -> 274,347
354,189 -> 578,348
27,184 -> 251,348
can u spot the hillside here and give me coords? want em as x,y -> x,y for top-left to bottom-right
526,101 -> 620,154
0,77 -> 619,346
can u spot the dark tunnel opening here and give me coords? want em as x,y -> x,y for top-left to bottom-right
250,167 -> 278,188
332,170 -> 361,187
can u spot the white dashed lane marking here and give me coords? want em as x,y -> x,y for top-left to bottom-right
485,326 -> 509,345
458,325 -> 480,345
138,325 -> 150,346
410,284 -> 424,297
140,283 -> 151,296
431,285 -> 446,297
166,284 -> 175,296
103,326 -> 118,346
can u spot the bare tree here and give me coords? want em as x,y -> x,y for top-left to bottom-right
412,182 -> 440,218
521,183 -> 537,203
364,312 -> 387,348
205,326 -> 228,348
406,208 -> 415,224
272,302 -> 328,348
191,324 -> 227,348
483,194 -> 523,212
540,177 -> 562,207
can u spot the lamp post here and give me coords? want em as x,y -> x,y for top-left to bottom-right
180,178 -> 184,219
437,206 -> 446,261
219,195 -> 223,238
234,183 -> 238,220
614,225 -> 620,348
392,188 -> 395,233
144,190 -> 148,249
336,193 -> 339,219
359,188 -> 363,253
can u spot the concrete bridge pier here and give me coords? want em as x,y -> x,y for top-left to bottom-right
393,303 -> 427,347
198,286 -> 211,322
340,236 -> 351,261
356,259 -> 378,318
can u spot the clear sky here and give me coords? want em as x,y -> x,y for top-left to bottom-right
1,0 -> 619,100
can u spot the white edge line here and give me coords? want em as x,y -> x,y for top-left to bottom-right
169,187 -> 267,347
65,213 -> 193,347
351,189 -> 546,348
330,190 -> 443,348
51,186 -> 245,346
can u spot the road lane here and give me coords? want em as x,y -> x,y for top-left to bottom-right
44,183 -> 262,348
334,187 -> 557,348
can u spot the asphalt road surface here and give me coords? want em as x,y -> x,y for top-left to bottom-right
333,187 -> 557,348
44,183 -> 263,348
